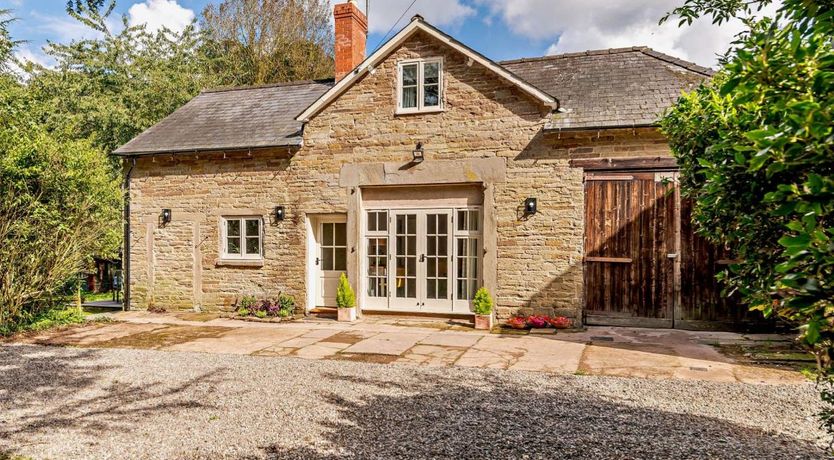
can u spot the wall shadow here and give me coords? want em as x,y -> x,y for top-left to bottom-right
0,345 -> 226,438
246,372 -> 822,459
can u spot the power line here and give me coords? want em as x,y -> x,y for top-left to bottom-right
370,0 -> 418,53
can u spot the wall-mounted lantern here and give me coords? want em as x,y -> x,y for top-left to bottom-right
274,206 -> 285,221
161,208 -> 172,224
412,142 -> 425,163
523,198 -> 537,216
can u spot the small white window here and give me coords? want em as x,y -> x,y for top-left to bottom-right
397,58 -> 443,113
222,217 -> 262,259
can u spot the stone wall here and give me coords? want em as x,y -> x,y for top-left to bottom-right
127,30 -> 673,322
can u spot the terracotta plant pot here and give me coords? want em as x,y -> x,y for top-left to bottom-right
474,314 -> 493,330
338,307 -> 357,322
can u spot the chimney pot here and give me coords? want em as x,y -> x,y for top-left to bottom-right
334,0 -> 368,82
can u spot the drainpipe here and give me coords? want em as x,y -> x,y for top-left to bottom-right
122,157 -> 136,311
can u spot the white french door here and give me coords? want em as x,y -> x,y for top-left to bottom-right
317,220 -> 347,307
363,208 -> 480,313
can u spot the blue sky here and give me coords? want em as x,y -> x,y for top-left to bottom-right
3,0 -> 761,70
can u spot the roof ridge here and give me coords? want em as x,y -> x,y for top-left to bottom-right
202,78 -> 335,94
499,46 -> 649,64
500,46 -> 714,76
637,48 -> 714,76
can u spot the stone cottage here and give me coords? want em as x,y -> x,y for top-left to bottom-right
116,0 -> 742,329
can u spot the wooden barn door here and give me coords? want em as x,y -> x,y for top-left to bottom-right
583,172 -> 678,327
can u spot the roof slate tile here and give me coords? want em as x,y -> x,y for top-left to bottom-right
114,80 -> 334,155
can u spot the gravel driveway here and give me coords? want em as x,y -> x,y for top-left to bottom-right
0,344 -> 827,459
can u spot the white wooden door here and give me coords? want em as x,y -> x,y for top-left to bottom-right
389,210 -> 453,312
317,221 -> 347,307
421,211 -> 453,310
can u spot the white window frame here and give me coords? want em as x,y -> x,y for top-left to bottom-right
221,216 -> 263,260
452,207 -> 483,308
396,57 -> 444,114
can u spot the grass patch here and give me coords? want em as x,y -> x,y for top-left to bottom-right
0,306 -> 86,337
82,291 -> 116,303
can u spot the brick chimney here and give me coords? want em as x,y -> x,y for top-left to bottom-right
334,0 -> 368,81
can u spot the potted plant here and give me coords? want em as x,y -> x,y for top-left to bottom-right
472,287 -> 494,330
548,316 -> 572,329
336,273 -> 357,322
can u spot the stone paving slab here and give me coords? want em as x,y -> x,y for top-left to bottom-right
166,327 -> 307,355
13,311 -> 809,385
397,344 -> 467,367
342,331 -> 430,356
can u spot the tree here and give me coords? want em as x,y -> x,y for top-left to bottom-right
0,73 -> 121,330
661,0 -> 833,362
201,0 -> 334,86
0,9 -> 17,72
21,1 -> 224,157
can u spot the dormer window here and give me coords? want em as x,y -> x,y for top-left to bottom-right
397,58 -> 443,113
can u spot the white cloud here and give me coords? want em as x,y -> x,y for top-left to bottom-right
347,0 -> 475,35
476,0 -> 778,67
31,11 -> 106,42
128,0 -> 195,34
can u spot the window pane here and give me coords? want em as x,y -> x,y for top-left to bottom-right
367,212 -> 376,232
424,62 -> 439,84
323,223 -> 333,246
322,247 -> 333,270
469,211 -> 479,232
402,86 -> 417,108
335,248 -> 347,271
227,237 -> 241,255
457,211 -> 466,231
335,223 -> 347,246
245,219 -> 260,237
424,84 -> 439,107
427,279 -> 436,299
438,279 -> 447,299
378,212 -> 387,231
402,64 -> 418,85
227,219 -> 241,237
245,237 -> 260,255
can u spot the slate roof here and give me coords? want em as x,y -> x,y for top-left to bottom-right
115,45 -> 712,155
113,80 -> 334,155
501,47 -> 713,131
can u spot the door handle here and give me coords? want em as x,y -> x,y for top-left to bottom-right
420,254 -> 425,262
315,257 -> 320,265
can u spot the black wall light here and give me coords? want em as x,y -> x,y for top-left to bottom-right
524,198 -> 537,216
274,205 -> 285,221
412,142 -> 425,163
161,208 -> 172,224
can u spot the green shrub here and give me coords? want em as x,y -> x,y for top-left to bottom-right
336,273 -> 355,309
238,295 -> 256,310
254,310 -> 267,319
237,308 -> 250,317
473,287 -> 493,315
278,308 -> 291,318
0,305 -> 86,336
278,293 -> 295,314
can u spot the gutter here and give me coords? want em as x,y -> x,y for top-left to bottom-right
122,157 -> 136,310
543,122 -> 659,133
112,142 -> 303,157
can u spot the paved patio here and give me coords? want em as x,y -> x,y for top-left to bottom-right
17,311 -> 806,384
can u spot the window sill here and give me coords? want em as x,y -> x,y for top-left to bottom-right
395,107 -> 445,116
215,259 -> 264,267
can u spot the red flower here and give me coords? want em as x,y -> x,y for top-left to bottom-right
526,315 -> 549,328
548,316 -> 572,329
506,316 -> 527,329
